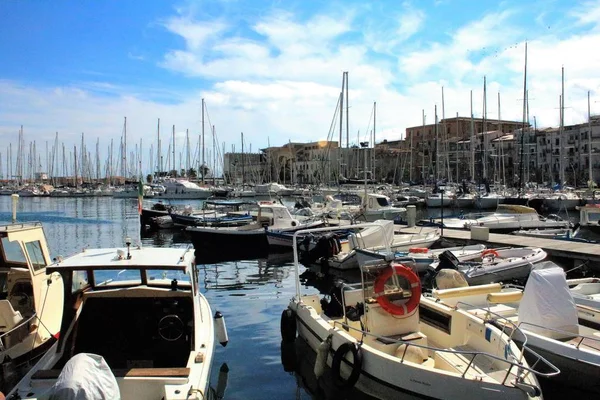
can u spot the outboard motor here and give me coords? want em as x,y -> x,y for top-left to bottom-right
300,233 -> 342,263
436,250 -> 461,271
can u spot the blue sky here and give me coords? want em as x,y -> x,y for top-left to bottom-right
1,0 -> 599,176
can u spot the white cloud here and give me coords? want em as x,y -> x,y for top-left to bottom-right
2,1 -> 600,180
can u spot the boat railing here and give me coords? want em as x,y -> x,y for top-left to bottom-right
513,321 -> 600,350
331,319 -> 560,384
0,312 -> 41,352
454,300 -> 560,380
0,221 -> 43,231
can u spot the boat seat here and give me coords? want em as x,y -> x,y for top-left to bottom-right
32,367 -> 191,380
467,304 -> 518,319
0,299 -> 24,331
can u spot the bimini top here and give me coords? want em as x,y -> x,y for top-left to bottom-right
47,246 -> 194,273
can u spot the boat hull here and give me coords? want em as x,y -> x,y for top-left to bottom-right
290,301 -> 538,400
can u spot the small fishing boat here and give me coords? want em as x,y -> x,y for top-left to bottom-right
282,225 -> 552,400
432,267 -> 600,393
421,205 -> 570,233
432,247 -> 547,286
299,221 -> 440,270
566,276 -> 600,328
186,201 -> 324,253
7,240 -> 228,400
355,244 -> 487,274
0,221 -> 64,393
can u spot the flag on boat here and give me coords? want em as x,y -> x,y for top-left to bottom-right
137,180 -> 144,215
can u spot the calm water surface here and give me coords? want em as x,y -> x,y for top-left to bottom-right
0,196 -> 588,399
0,196 -> 376,399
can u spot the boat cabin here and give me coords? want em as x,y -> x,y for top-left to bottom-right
0,222 -> 63,365
578,204 -> 600,231
20,245 -> 213,399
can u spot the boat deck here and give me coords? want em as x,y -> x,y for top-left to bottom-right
397,226 -> 600,265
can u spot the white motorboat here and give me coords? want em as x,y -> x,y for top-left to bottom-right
7,241 -> 228,400
0,222 -> 64,393
511,228 -> 574,240
578,204 -> 600,234
299,220 -> 440,270
282,225 -> 552,399
543,191 -> 582,211
567,276 -> 600,327
432,247 -> 547,286
422,205 -> 570,233
187,201 -> 324,254
153,179 -> 213,200
355,244 -> 487,274
358,193 -> 406,222
432,267 -> 600,393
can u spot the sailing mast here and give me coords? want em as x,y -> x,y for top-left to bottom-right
373,101 -> 376,182
201,98 -> 205,184
434,105 -> 439,183
589,91 -> 594,186
518,42 -> 528,192
482,76 -> 487,184
470,91 -> 475,181
172,125 -> 176,175
560,66 -> 565,186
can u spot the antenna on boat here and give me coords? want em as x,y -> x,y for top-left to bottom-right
11,193 -> 19,223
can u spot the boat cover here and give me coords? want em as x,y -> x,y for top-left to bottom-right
48,353 -> 120,400
355,220 -> 394,249
518,267 -> 579,338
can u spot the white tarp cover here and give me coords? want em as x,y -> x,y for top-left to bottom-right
48,353 -> 120,400
518,267 -> 579,338
356,220 -> 394,249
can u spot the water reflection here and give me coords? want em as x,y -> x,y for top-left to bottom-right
281,338 -> 379,400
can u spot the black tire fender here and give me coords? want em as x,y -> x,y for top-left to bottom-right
280,309 -> 297,342
331,342 -> 362,389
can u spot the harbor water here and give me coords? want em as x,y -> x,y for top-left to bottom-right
0,196 -> 589,399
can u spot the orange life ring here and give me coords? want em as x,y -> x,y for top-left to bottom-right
481,249 -> 499,258
409,247 -> 429,254
374,264 -> 421,316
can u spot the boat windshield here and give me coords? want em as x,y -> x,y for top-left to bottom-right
94,269 -> 191,287
376,197 -> 390,207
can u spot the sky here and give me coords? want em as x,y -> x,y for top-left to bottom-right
1,0 -> 600,176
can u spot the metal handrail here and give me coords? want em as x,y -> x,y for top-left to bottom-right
453,301 -> 560,380
514,321 -> 600,349
330,319 -> 559,383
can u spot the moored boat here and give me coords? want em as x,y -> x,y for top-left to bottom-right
0,221 -> 64,393
282,225 -> 553,399
7,241 -> 228,400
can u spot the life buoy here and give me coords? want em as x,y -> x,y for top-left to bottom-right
331,342 -> 362,389
409,247 -> 429,254
280,309 -> 297,342
374,264 -> 421,316
481,249 -> 499,258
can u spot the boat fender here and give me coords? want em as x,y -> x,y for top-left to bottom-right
314,334 -> 332,378
214,311 -> 229,347
331,342 -> 362,389
280,309 -> 297,342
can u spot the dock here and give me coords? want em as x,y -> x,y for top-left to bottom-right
397,226 -> 600,267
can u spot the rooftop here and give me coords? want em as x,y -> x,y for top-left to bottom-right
48,246 -> 194,272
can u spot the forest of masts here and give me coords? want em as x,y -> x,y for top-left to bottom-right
0,99 -> 232,186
